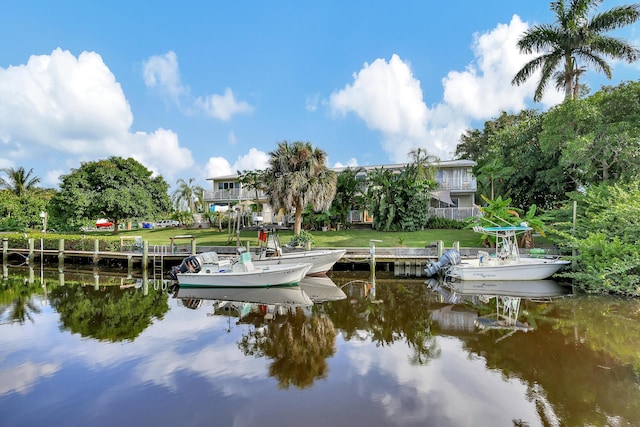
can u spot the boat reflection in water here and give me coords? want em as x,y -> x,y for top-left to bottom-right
428,279 -> 572,334
173,275 -> 346,320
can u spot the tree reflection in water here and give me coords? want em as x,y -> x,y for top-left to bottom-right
237,307 -> 337,389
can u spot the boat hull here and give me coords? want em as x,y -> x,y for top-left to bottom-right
253,249 -> 346,275
176,263 -> 312,288
448,258 -> 570,281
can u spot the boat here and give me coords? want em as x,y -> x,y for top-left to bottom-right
426,225 -> 570,281
168,251 -> 312,288
245,226 -> 346,276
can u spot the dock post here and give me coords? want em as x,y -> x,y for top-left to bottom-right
142,241 -> 149,273
58,239 -> 65,270
94,269 -> 99,290
369,240 -> 382,274
436,240 -> 444,258
58,270 -> 65,286
28,238 -> 35,265
453,241 -> 459,252
2,238 -> 7,279
127,255 -> 133,277
93,239 -> 100,265
2,237 -> 7,264
192,239 -> 197,255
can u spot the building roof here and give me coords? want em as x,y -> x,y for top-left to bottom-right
207,159 -> 476,181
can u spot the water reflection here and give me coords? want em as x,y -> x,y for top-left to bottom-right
428,279 -> 571,334
1,267 -> 639,426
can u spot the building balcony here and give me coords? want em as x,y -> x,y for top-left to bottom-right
438,179 -> 477,191
203,189 -> 268,203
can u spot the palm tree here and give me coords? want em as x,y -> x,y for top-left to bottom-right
553,60 -> 588,99
264,141 -> 337,235
0,166 -> 41,196
512,0 -> 640,102
477,159 -> 514,200
171,178 -> 204,213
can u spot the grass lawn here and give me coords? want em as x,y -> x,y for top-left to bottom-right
78,226 -> 484,248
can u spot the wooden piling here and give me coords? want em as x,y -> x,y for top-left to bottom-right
2,238 -> 7,266
93,239 -> 100,265
58,239 -> 65,269
28,238 -> 35,265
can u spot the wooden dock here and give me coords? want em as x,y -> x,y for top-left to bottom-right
2,237 -> 478,278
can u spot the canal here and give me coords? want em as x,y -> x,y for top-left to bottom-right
1,267 -> 639,427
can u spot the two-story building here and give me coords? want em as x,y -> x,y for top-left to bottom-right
203,159 -> 479,225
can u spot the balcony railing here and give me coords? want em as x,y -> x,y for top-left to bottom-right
438,179 -> 477,191
203,189 -> 267,202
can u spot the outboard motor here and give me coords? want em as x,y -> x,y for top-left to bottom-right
424,249 -> 462,277
168,255 -> 202,279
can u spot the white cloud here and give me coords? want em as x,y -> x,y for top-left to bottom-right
142,51 -> 186,101
330,54 -> 429,140
333,158 -> 359,168
442,15 -> 562,118
142,51 -> 253,122
194,88 -> 253,121
0,48 -> 195,185
329,16 -> 564,163
204,148 -> 270,179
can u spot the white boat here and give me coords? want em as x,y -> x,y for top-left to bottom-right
169,251 -> 312,288
253,248 -> 346,276
427,225 -> 570,281
247,226 -> 345,275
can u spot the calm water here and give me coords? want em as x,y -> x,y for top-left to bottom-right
1,267 -> 639,427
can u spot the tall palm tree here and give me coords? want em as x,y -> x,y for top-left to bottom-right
0,166 -> 41,196
265,141 -> 337,235
171,178 -> 204,213
512,0 -> 640,102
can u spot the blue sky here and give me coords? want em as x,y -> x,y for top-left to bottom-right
0,1 -> 638,190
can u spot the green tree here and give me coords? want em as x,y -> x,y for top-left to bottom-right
0,166 -> 41,196
512,0 -> 640,101
49,157 -> 171,233
540,81 -> 640,187
330,167 -> 366,226
238,169 -> 267,214
553,181 -> 640,296
171,178 -> 204,213
476,158 -> 514,201
365,151 -> 437,232
264,141 -> 337,235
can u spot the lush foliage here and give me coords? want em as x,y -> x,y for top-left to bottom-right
0,167 -> 53,232
49,157 -> 172,233
263,141 -> 337,235
365,149 -> 438,232
553,182 -> 640,296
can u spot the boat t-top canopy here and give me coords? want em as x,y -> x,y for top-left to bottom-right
474,225 -> 532,233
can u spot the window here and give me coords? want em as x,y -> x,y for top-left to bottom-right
218,182 -> 236,190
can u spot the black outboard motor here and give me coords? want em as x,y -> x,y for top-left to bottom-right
168,255 -> 202,279
424,249 -> 462,277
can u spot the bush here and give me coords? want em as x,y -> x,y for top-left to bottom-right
426,216 -> 467,230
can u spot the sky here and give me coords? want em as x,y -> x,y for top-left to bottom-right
0,0 -> 638,191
